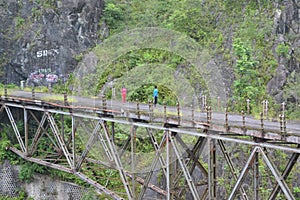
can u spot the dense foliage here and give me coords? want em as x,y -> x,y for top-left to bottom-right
94,0 -> 299,118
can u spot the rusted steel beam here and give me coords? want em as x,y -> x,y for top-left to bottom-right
100,119 -> 134,200
71,116 -> 75,169
169,133 -> 200,200
176,137 -> 207,198
4,106 -> 26,152
208,138 -> 216,200
269,146 -> 299,199
126,172 -> 168,196
172,136 -> 207,197
259,148 -> 295,200
166,131 -> 171,200
76,127 -> 99,170
24,108 -> 28,155
138,131 -> 167,200
130,125 -> 137,199
174,135 -> 208,178
228,147 -> 259,200
11,141 -> 123,200
147,128 -> 168,177
76,172 -> 125,200
29,113 -> 47,156
253,151 -> 259,200
47,113 -> 73,168
9,146 -> 73,173
218,140 -> 249,200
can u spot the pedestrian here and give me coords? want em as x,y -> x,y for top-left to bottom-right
121,85 -> 127,104
153,85 -> 158,107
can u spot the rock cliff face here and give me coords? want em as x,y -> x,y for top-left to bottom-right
0,0 -> 104,85
267,0 -> 300,102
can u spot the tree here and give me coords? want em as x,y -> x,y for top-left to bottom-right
232,38 -> 263,111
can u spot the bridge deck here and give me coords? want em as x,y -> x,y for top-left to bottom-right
2,90 -> 300,145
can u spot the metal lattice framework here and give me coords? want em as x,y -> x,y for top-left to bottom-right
0,94 -> 299,200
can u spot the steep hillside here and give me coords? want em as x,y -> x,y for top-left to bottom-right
0,0 -> 299,117
87,0 -> 299,118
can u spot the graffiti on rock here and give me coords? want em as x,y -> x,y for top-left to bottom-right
28,68 -> 59,85
36,49 -> 59,58
27,48 -> 61,86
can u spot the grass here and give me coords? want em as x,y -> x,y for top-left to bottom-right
153,109 -> 182,117
23,86 -> 48,93
40,94 -> 77,103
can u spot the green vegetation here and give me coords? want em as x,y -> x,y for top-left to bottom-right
15,17 -> 25,28
0,190 -> 32,200
0,0 -> 299,199
40,94 -> 76,103
88,0 -> 298,119
0,0 -> 297,118
283,71 -> 300,119
0,112 -> 147,198
232,39 -> 260,97
232,38 -> 264,113
0,118 -> 101,198
19,163 -> 47,183
276,43 -> 291,58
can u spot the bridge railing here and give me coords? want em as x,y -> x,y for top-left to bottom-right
1,88 -> 299,138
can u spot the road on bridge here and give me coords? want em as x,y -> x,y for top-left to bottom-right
8,90 -> 300,136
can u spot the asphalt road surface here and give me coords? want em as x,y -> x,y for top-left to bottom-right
8,90 -> 300,135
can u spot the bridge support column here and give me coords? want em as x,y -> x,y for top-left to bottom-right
24,108 -> 29,155
208,138 -> 216,200
130,125 -> 137,199
166,131 -> 171,200
71,116 -> 76,169
111,122 -> 115,143
61,113 -> 65,143
253,151 -> 259,200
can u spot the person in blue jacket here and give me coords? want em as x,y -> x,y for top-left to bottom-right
153,85 -> 158,107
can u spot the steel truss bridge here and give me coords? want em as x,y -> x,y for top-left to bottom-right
0,92 -> 299,200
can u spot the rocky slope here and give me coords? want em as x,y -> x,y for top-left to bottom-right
267,0 -> 300,102
0,0 -> 105,86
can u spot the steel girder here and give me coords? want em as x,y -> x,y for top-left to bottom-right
0,103 -> 299,200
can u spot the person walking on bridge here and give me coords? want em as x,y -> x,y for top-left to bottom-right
153,85 -> 158,107
121,85 -> 127,104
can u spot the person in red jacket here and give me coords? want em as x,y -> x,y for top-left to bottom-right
121,85 -> 127,104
